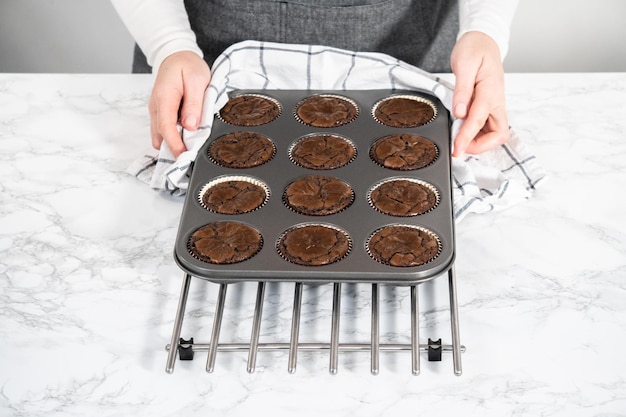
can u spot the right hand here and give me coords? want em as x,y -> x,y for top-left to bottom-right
148,51 -> 211,158
450,31 -> 510,157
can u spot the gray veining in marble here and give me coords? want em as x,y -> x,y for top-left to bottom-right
1,73 -> 625,416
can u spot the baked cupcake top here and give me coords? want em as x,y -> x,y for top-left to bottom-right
219,94 -> 281,126
367,225 -> 440,267
373,96 -> 436,128
188,221 -> 263,264
295,95 -> 358,128
289,134 -> 356,170
369,179 -> 438,216
370,133 -> 438,170
277,224 -> 351,266
283,175 -> 354,216
199,177 -> 269,214
209,131 -> 275,168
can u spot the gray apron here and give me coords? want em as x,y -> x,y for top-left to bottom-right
133,0 -> 458,73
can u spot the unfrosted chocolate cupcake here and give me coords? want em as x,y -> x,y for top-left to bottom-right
283,175 -> 354,216
277,224 -> 351,266
199,176 -> 269,214
370,133 -> 438,170
188,221 -> 263,264
209,131 -> 275,168
368,179 -> 439,216
373,96 -> 436,128
367,225 -> 440,267
289,134 -> 356,170
219,94 -> 281,126
295,95 -> 358,127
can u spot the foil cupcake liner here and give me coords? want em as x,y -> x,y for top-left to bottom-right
282,175 -> 355,216
293,94 -> 359,128
367,177 -> 440,216
288,133 -> 357,170
198,175 -> 271,214
365,224 -> 442,267
371,95 -> 438,128
217,93 -> 282,126
276,223 -> 353,266
187,221 -> 264,265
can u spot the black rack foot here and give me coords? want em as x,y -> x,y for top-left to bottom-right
428,338 -> 442,362
179,337 -> 195,360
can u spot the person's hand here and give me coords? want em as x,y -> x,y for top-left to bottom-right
148,51 -> 211,158
450,31 -> 510,157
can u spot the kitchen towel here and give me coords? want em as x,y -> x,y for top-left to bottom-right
127,40 -> 546,221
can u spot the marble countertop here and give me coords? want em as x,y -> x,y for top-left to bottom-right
1,73 -> 625,416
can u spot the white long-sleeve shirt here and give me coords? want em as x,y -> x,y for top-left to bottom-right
111,0 -> 518,73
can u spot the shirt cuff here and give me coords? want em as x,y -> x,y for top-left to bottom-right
110,0 -> 203,73
150,40 -> 204,74
458,0 -> 519,59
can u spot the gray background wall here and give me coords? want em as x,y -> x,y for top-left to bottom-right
1,0 -> 625,73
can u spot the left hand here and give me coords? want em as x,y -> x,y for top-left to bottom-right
450,31 -> 510,157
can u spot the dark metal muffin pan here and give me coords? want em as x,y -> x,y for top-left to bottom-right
173,89 -> 454,284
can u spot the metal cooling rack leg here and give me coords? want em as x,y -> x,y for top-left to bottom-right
288,282 -> 303,374
206,283 -> 228,373
329,282 -> 342,374
410,285 -> 420,375
165,273 -> 192,374
448,265 -> 463,376
371,284 -> 380,375
247,281 -> 266,373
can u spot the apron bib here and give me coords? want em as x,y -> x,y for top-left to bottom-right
133,0 -> 458,73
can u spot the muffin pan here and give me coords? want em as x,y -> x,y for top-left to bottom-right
173,89 -> 455,284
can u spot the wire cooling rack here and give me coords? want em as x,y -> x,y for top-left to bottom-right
165,265 -> 463,375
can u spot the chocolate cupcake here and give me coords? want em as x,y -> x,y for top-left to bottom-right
373,95 -> 437,128
368,179 -> 439,216
277,224 -> 351,266
295,95 -> 358,128
370,133 -> 438,170
199,176 -> 269,214
209,131 -> 275,168
219,94 -> 281,126
367,225 -> 440,267
188,221 -> 263,264
283,175 -> 354,216
289,134 -> 356,170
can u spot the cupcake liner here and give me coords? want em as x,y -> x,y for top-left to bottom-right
367,177 -> 440,216
371,95 -> 438,128
365,224 -> 442,267
276,223 -> 352,266
294,94 -> 359,128
198,175 -> 270,214
288,133 -> 357,170
282,175 -> 355,216
217,93 -> 282,126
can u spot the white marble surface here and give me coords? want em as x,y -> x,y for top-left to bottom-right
1,73 -> 625,416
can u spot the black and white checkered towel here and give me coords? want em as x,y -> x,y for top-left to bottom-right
128,40 -> 545,221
